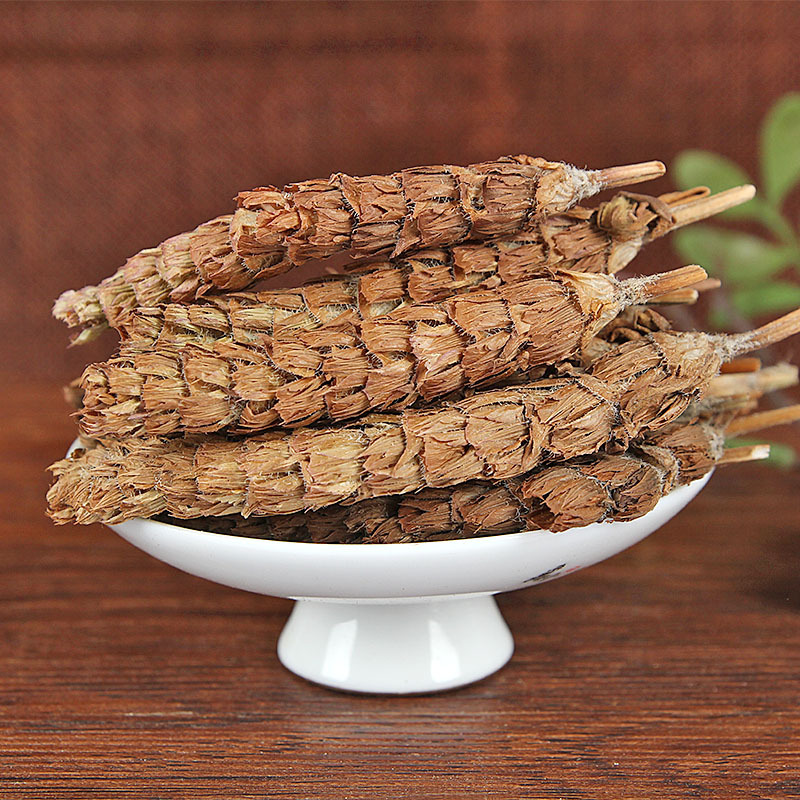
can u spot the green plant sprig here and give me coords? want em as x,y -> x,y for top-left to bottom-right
672,92 -> 800,469
673,92 -> 800,324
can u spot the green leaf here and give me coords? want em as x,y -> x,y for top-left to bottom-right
673,226 -> 795,284
767,442 -> 798,470
726,438 -> 797,470
673,226 -> 732,274
673,150 -> 756,220
709,306 -> 733,330
760,92 -> 800,207
731,281 -> 800,317
672,225 -> 793,282
704,231 -> 792,284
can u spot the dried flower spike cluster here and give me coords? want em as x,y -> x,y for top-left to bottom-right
78,265 -> 706,438
48,154 -> 799,543
54,181 -> 752,344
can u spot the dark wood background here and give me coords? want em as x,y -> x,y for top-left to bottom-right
2,0 -> 800,381
2,2 -> 799,796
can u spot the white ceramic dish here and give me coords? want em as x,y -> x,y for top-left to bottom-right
102,472 -> 712,694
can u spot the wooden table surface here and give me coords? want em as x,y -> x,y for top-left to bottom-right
3,380 -> 799,799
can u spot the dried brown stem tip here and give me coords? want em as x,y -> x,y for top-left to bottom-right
706,363 -> 798,398
689,277 -> 723,293
647,288 -> 699,305
669,185 -> 756,230
726,404 -> 800,436
626,265 -> 707,303
718,444 -> 771,465
593,160 -> 666,189
650,276 -> 722,305
720,308 -> 800,358
719,357 -> 762,374
77,266 -> 705,439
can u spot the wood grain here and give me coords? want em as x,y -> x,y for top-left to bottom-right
2,2 -> 800,794
2,380 -> 799,798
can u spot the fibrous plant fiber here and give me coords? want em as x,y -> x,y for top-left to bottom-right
77,267 -> 704,438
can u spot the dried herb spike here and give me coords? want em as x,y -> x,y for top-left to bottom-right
54,183 -> 755,344
78,266 -> 706,439
160,401 -> 795,544
54,157 -> 665,343
47,308 -> 800,524
231,156 -> 666,264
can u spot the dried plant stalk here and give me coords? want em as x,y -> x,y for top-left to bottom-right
717,444 -> 771,464
230,156 -> 666,265
669,366 -> 798,430
706,363 -> 798,398
725,403 -> 800,435
54,183 -> 751,344
719,357 -> 762,374
155,410 -> 772,543
648,278 -> 721,305
647,288 -> 699,306
47,309 -> 800,525
78,266 -> 705,438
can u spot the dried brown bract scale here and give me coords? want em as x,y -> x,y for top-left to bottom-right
152,413 -> 764,543
576,304 -> 675,365
63,378 -> 84,410
78,266 -> 705,439
46,308 -> 800,525
230,157 -> 667,265
162,400 -> 800,543
52,158 -> 667,344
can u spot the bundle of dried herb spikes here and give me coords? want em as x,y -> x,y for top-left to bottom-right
54,181 -> 749,344
155,401 -> 800,543
78,265 -> 707,437
48,153 -> 798,544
